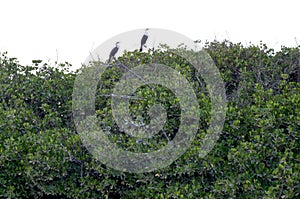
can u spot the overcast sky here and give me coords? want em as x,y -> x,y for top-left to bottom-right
1,0 -> 299,70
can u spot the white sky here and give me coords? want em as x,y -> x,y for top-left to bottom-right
1,0 -> 299,70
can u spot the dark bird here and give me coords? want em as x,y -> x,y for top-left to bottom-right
108,42 -> 120,62
139,28 -> 149,52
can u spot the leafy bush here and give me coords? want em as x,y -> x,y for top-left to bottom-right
0,41 -> 299,198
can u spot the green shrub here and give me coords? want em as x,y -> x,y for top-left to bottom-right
0,41 -> 299,198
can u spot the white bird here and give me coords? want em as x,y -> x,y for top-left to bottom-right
139,28 -> 149,52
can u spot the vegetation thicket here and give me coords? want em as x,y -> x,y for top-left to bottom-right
0,40 -> 299,198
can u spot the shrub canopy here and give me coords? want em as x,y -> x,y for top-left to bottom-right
0,41 -> 299,198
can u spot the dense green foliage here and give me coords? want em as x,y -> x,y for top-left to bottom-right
0,41 -> 299,198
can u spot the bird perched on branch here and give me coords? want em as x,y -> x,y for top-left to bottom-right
108,42 -> 120,62
139,28 -> 149,52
